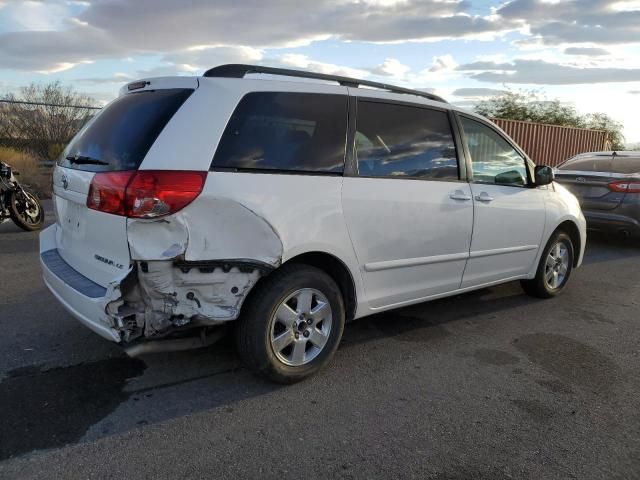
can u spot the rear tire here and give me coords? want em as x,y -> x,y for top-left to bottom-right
521,231 -> 574,298
8,190 -> 44,231
235,264 -> 345,384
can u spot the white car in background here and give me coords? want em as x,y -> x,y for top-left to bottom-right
40,64 -> 586,383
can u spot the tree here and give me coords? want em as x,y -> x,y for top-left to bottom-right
582,112 -> 625,152
0,81 -> 99,161
474,90 -> 626,150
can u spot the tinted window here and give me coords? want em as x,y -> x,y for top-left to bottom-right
213,92 -> 347,173
355,101 -> 458,180
59,89 -> 193,172
559,155 -> 640,174
460,116 -> 528,187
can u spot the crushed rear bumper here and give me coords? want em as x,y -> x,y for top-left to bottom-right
40,224 -> 122,342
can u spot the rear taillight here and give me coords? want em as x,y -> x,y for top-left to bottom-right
608,180 -> 640,193
87,171 -> 134,216
125,171 -> 207,218
87,171 -> 206,218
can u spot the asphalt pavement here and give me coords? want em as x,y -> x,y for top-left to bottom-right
0,201 -> 638,479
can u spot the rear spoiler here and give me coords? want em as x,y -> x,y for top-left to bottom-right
118,77 -> 199,97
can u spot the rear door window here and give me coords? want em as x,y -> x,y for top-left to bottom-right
559,156 -> 640,174
212,92 -> 348,173
59,89 -> 193,172
354,100 -> 459,180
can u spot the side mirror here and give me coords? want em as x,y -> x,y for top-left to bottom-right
495,170 -> 527,186
534,165 -> 554,186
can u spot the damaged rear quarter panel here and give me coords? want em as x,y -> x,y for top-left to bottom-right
124,190 -> 284,333
122,171 -> 363,336
127,195 -> 283,265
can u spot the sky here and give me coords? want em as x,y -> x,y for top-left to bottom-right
1,0 -> 640,143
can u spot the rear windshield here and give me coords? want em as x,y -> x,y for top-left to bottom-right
58,88 -> 193,172
558,155 -> 640,174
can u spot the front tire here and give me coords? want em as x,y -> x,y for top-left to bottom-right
236,264 -> 345,384
521,231 -> 574,298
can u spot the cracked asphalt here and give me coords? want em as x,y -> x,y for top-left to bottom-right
0,201 -> 639,479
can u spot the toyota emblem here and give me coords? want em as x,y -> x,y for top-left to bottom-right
576,177 -> 586,183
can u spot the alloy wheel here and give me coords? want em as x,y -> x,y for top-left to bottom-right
544,241 -> 569,290
269,288 -> 333,367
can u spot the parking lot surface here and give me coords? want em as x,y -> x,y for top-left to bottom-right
0,202 -> 639,479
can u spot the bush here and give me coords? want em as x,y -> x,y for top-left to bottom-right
0,147 -> 51,198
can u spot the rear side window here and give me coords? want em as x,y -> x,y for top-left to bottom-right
212,92 -> 348,173
354,101 -> 459,180
559,156 -> 640,174
59,89 -> 193,172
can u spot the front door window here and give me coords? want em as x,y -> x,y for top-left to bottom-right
460,117 -> 529,187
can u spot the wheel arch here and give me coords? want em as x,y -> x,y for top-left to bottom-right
555,220 -> 582,267
283,251 -> 358,322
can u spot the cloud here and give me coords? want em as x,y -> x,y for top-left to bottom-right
277,54 -> 369,78
564,47 -> 610,56
0,25 -> 118,72
457,59 -> 640,84
0,0 -> 519,72
429,55 -> 457,72
450,100 -> 477,109
630,90 -> 640,94
75,73 -> 135,85
71,49 -> 369,86
73,65 -> 199,86
0,0 -> 69,31
497,0 -> 640,46
371,58 -> 411,78
79,0 -> 514,46
452,88 -> 507,97
162,46 -> 264,72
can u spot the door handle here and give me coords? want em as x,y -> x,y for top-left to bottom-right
449,190 -> 472,201
475,192 -> 495,202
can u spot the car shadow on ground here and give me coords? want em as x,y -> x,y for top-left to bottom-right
0,280 -> 537,460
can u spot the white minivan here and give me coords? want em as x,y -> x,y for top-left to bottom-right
41,64 -> 586,383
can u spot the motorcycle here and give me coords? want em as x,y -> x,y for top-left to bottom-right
0,161 -> 45,231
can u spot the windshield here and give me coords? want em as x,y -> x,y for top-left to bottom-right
58,88 -> 193,172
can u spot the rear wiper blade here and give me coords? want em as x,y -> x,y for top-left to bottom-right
65,155 -> 109,166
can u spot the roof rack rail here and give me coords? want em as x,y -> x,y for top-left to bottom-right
203,64 -> 447,103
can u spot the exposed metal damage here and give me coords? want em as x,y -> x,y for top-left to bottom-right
104,198 -> 284,344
